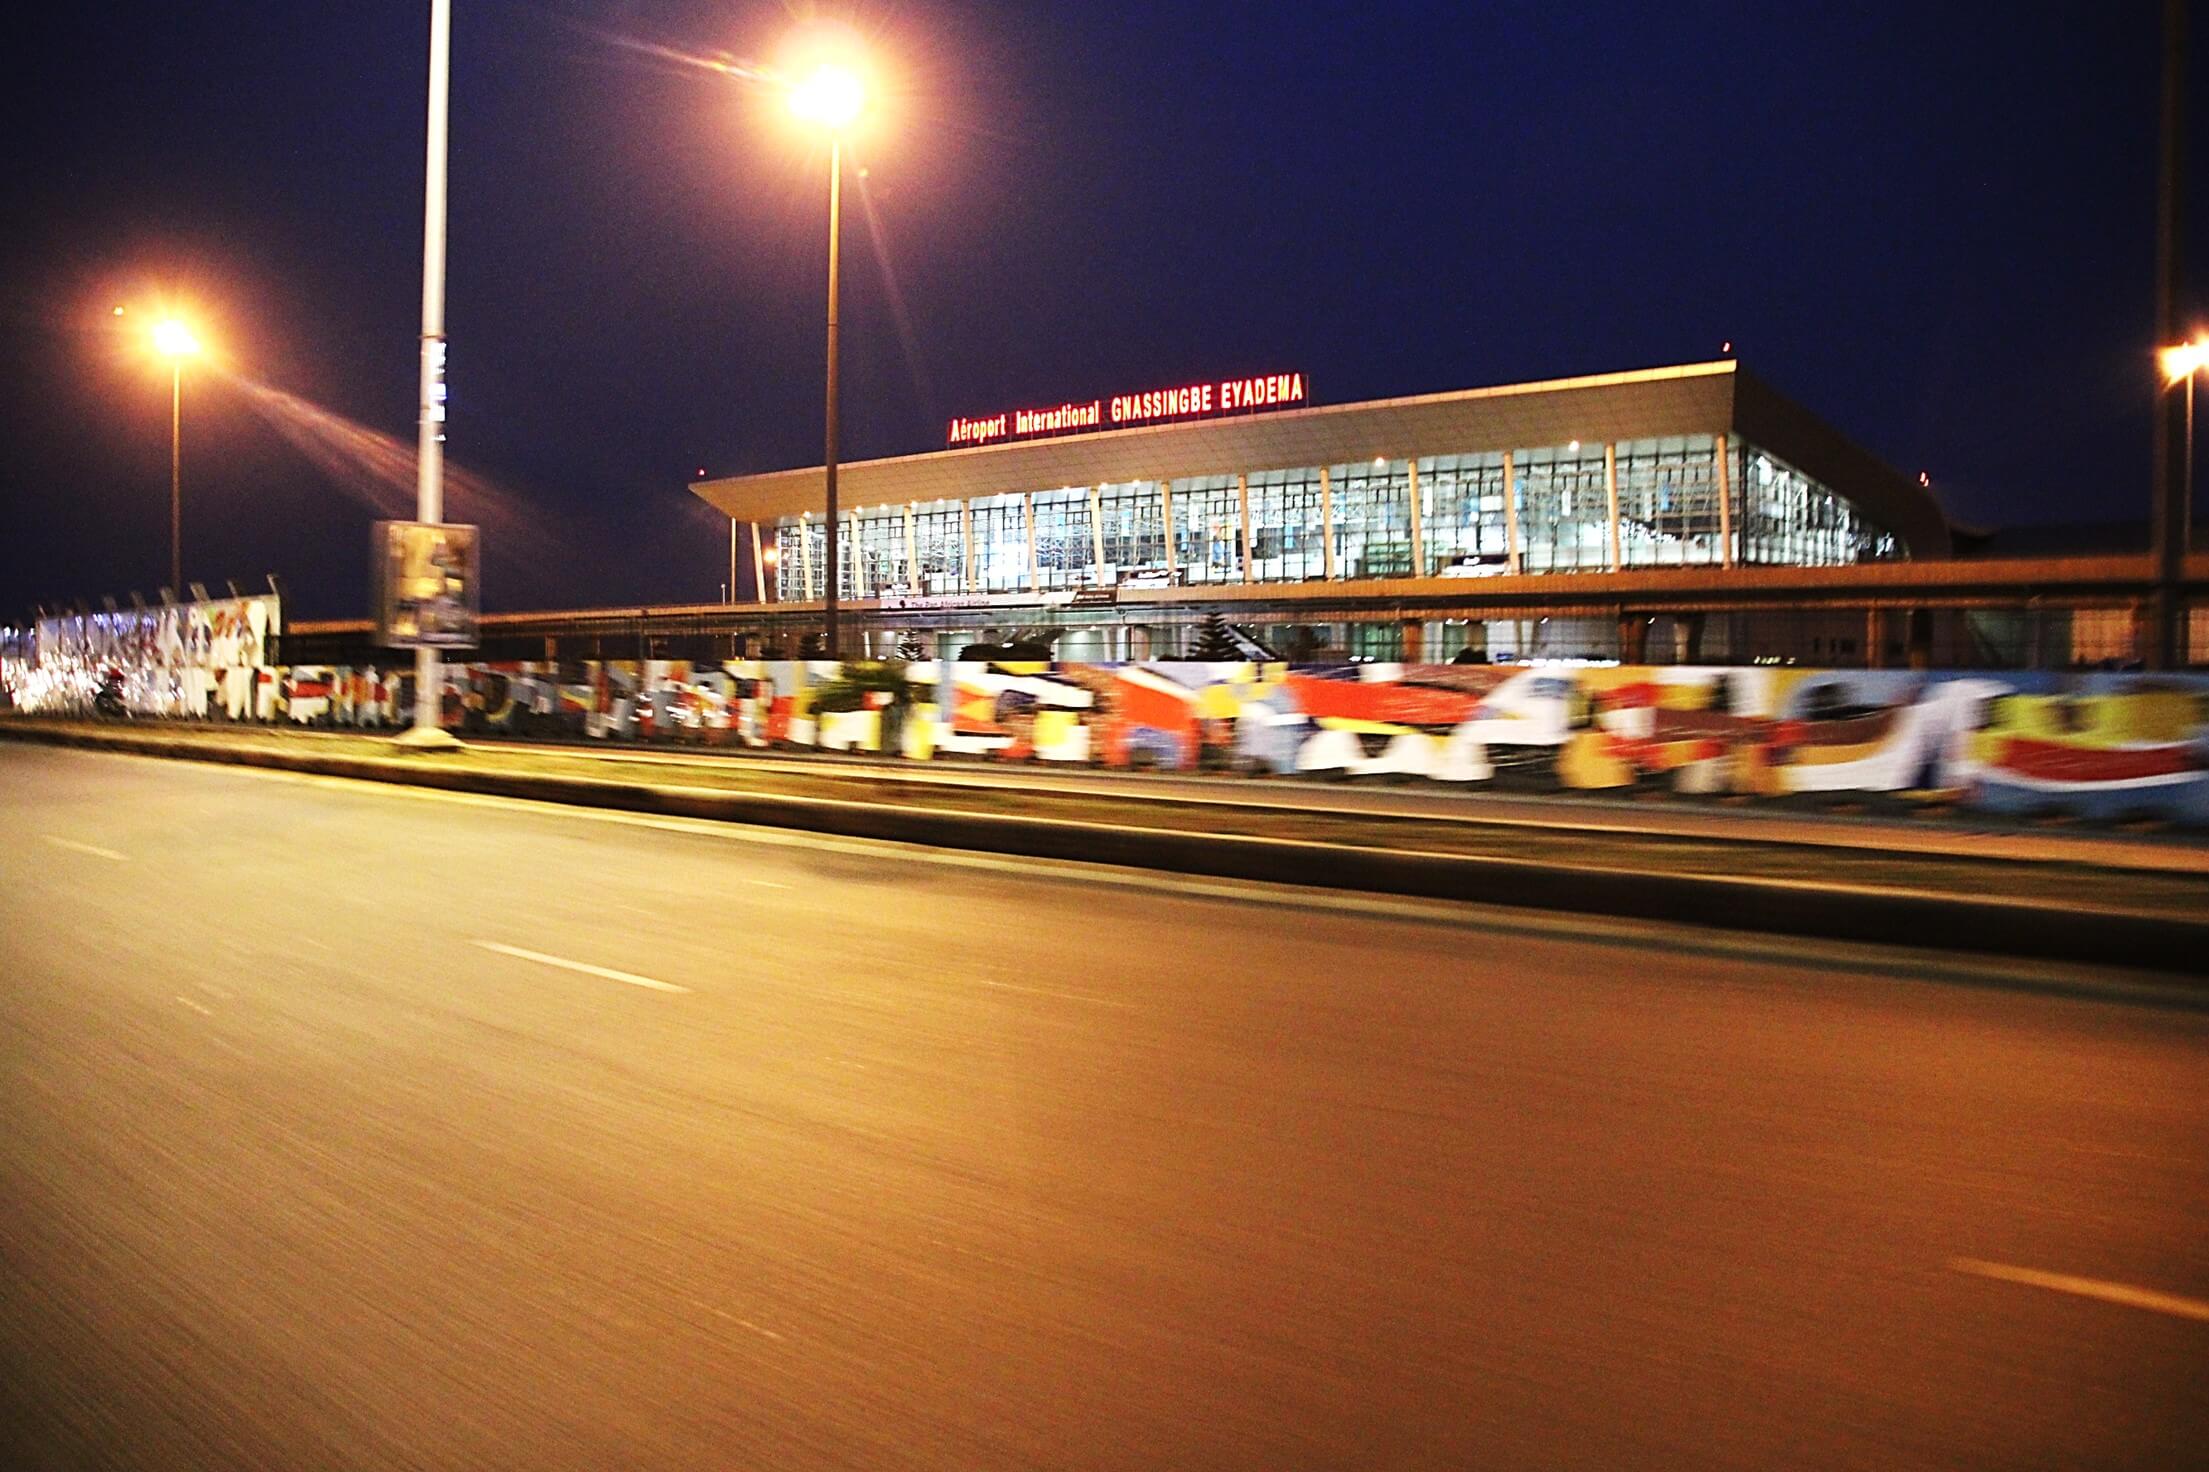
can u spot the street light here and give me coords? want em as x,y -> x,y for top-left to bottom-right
151,319 -> 203,599
787,55 -> 867,656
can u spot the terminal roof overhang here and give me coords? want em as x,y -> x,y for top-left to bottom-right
690,359 -> 1952,557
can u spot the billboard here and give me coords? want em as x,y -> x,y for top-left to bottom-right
374,520 -> 479,649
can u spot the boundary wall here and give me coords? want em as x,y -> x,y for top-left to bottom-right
6,652 -> 2206,826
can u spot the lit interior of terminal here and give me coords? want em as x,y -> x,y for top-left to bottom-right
772,436 -> 1895,605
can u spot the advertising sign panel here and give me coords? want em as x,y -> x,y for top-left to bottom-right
374,520 -> 480,649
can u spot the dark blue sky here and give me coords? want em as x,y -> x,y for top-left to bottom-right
1,1 -> 2200,619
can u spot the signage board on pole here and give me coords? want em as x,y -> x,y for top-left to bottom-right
373,520 -> 480,649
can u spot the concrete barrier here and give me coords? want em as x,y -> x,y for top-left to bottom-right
3,718 -> 2202,976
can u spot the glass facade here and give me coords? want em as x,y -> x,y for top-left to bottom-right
770,435 -> 1897,601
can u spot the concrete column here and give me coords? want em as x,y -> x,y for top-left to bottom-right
1089,484 -> 1107,580
1502,451 -> 1521,574
960,501 -> 975,592
1714,435 -> 1735,568
750,522 -> 768,603
1906,608 -> 1933,670
1406,459 -> 1426,578
1023,492 -> 1040,591
1401,618 -> 1424,663
1319,465 -> 1337,579
1159,479 -> 1177,581
1617,613 -> 1648,664
1604,443 -> 1622,571
1678,612 -> 1707,664
798,514 -> 816,599
904,504 -> 919,595
1237,473 -> 1254,583
1865,607 -> 1886,669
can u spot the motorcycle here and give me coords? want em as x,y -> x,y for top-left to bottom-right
93,669 -> 127,719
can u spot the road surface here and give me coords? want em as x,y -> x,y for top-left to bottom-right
1,744 -> 2203,1470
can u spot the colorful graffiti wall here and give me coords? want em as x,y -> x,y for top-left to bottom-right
6,652 -> 2207,825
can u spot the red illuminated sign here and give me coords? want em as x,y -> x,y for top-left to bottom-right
947,371 -> 1307,448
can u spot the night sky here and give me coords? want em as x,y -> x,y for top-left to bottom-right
2,1 -> 2201,621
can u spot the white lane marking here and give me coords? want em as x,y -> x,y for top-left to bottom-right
971,978 -> 1134,1010
748,879 -> 791,890
187,761 -> 2186,996
472,940 -> 691,994
40,835 -> 129,862
174,995 -> 214,1017
1947,1257 -> 2209,1323
686,1297 -> 785,1341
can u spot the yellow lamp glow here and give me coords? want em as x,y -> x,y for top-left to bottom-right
152,319 -> 202,359
2160,339 -> 2209,383
787,63 -> 864,130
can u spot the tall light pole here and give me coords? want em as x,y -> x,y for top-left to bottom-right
2149,0 -> 2187,668
788,61 -> 865,657
151,319 -> 201,598
399,0 -> 462,747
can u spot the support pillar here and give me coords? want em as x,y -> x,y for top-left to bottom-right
1679,612 -> 1707,665
1714,435 -> 1735,568
1604,443 -> 1622,571
1319,465 -> 1337,579
1865,607 -> 1886,669
1237,473 -> 1255,583
960,502 -> 975,592
1906,608 -> 1933,670
1089,484 -> 1107,581
1159,478 -> 1178,583
1406,459 -> 1426,578
1400,618 -> 1424,664
1023,493 -> 1040,591
1501,451 -> 1521,574
1617,613 -> 1648,664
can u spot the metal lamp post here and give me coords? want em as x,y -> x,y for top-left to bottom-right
397,0 -> 462,748
787,63 -> 865,656
151,319 -> 201,598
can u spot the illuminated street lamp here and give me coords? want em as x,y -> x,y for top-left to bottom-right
152,318 -> 203,598
787,56 -> 867,655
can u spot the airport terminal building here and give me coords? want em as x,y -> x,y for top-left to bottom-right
690,360 -> 1955,662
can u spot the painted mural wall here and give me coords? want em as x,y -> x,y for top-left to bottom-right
4,597 -> 280,719
6,653 -> 2208,825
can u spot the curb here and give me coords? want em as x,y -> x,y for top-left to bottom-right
6,720 -> 2203,976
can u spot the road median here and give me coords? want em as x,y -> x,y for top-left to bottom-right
5,716 -> 2204,975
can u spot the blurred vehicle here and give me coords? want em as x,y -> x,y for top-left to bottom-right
1437,552 -> 1511,578
92,668 -> 126,719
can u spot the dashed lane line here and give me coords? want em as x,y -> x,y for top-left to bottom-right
40,834 -> 128,861
472,940 -> 692,995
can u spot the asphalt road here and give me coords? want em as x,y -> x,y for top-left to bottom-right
1,744 -> 2204,1470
